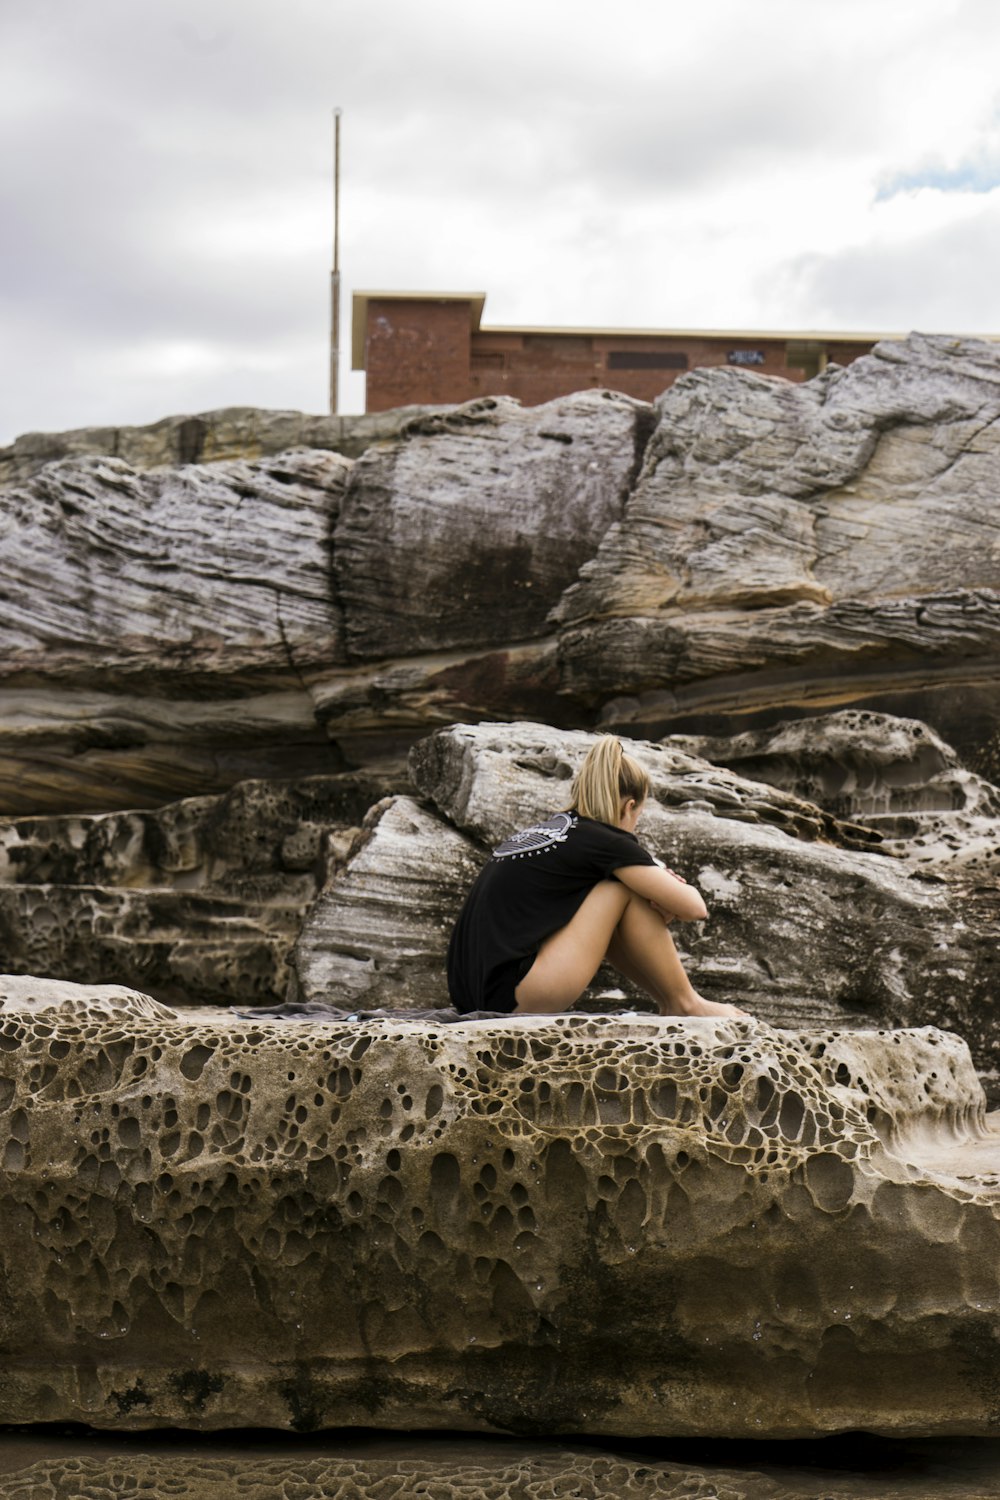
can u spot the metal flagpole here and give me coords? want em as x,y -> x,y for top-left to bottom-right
329,107 -> 342,414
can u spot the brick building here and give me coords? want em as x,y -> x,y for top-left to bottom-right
352,290 -> 890,412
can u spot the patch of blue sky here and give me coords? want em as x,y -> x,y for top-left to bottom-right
876,159 -> 1000,201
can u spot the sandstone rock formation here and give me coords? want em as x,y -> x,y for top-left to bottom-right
332,395 -> 649,659
4,1434 -> 999,1499
0,980 -> 996,1438
672,709 -> 1000,875
0,773 -> 385,1006
2,691 -> 996,1093
293,724 -> 999,1096
0,974 -> 174,1022
0,402 -> 444,484
290,794 -> 483,1010
0,391 -> 647,814
3,339 -> 1000,1481
5,336 -> 1000,811
0,448 -> 353,813
564,334 -> 1000,778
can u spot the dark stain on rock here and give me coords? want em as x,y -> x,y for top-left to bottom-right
175,417 -> 206,466
169,1368 -> 224,1412
279,1370 -> 325,1433
109,1380 -> 153,1416
456,1339 -> 620,1436
626,399 -> 658,497
428,649 -> 572,724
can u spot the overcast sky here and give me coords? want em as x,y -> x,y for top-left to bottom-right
3,0 -> 1000,443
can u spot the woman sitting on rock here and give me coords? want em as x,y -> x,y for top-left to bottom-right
447,735 -> 745,1018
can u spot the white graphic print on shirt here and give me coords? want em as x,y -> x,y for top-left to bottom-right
492,812 -> 576,861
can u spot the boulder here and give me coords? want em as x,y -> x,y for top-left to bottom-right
0,402 -> 446,484
333,392 -> 650,659
0,984 -> 997,1438
291,795 -> 483,1009
0,773 -> 386,1006
555,334 -> 1000,778
0,392 -> 649,813
0,448 -> 350,813
0,449 -> 349,682
671,709 -> 1000,876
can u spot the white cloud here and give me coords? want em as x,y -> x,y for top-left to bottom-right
765,194 -> 1000,330
3,0 -> 1000,440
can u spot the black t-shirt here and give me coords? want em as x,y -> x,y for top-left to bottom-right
447,811 -> 657,1014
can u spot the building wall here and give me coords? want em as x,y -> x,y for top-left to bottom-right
466,332 -> 877,406
361,299 -> 879,410
365,299 -> 472,412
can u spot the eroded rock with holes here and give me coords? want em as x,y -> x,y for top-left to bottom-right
0,985 -> 997,1437
0,975 -> 175,1022
557,334 -> 1000,778
0,774 -> 386,1006
5,1434 -> 1000,1499
670,709 -> 1000,876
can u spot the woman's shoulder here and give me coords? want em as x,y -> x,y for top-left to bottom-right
574,814 -> 654,861
574,813 -> 637,839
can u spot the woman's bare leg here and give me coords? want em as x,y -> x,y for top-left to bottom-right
513,880 -> 631,1013
606,897 -> 747,1017
514,882 -> 747,1018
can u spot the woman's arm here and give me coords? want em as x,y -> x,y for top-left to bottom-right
613,862 -> 708,921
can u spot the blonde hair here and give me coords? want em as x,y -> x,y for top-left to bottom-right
568,735 -> 650,826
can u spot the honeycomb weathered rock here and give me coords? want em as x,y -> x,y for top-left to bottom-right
5,1434 -> 1000,1499
671,710 -> 1000,875
0,983 -> 997,1438
0,774 -> 386,1006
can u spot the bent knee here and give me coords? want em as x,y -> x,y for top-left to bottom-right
590,878 -> 633,912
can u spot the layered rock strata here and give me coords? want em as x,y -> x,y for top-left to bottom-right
290,794 -> 483,1010
0,980 -> 996,1438
0,391 -> 646,813
0,402 -> 445,484
2,710 -> 995,1077
0,448 -> 352,813
5,337 -> 1000,809
567,334 -> 1000,775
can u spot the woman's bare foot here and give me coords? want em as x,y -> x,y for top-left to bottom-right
660,992 -> 750,1019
